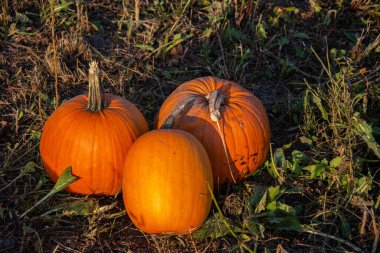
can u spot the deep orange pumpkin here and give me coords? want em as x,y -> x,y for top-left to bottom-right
40,62 -> 148,195
156,76 -> 270,186
122,128 -> 213,235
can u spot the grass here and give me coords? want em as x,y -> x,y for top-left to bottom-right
0,0 -> 379,252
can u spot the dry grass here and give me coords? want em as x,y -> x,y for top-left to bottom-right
0,0 -> 379,252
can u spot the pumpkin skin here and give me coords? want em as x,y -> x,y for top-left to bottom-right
156,76 -> 270,186
40,63 -> 148,195
122,129 -> 213,234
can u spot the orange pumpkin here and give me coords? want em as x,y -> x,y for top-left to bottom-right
156,76 -> 270,186
122,110 -> 213,234
40,61 -> 148,195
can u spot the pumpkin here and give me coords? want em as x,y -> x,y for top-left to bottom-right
122,106 -> 213,234
156,76 -> 270,186
40,61 -> 148,195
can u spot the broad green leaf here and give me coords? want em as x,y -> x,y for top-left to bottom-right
20,167 -> 78,218
245,218 -> 265,238
52,167 -> 78,192
291,150 -> 310,175
304,163 -> 329,179
268,186 -> 281,202
289,160 -> 302,175
292,150 -> 307,163
249,185 -> 268,214
310,164 -> 327,178
266,201 -> 296,215
265,160 -> 277,179
283,142 -> 292,149
330,157 -> 343,168
352,113 -> 380,158
320,158 -> 329,165
192,213 -> 237,240
266,216 -> 303,232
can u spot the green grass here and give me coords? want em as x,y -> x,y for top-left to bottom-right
0,0 -> 379,252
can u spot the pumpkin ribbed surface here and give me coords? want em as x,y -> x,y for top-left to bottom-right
40,62 -> 148,195
122,129 -> 213,234
156,76 -> 270,186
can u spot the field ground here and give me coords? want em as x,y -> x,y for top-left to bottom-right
0,0 -> 379,252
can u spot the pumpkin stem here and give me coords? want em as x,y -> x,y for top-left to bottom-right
206,90 -> 237,183
87,61 -> 106,111
161,98 -> 195,129
205,90 -> 224,122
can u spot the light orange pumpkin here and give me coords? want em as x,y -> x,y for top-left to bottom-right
122,113 -> 213,234
40,61 -> 148,195
156,76 -> 270,186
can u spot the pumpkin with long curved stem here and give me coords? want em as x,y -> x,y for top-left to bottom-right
156,76 -> 270,186
122,104 -> 213,234
40,61 -> 148,195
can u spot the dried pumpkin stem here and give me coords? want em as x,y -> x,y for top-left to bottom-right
206,90 -> 236,183
87,61 -> 106,111
161,98 -> 195,129
205,90 -> 224,122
